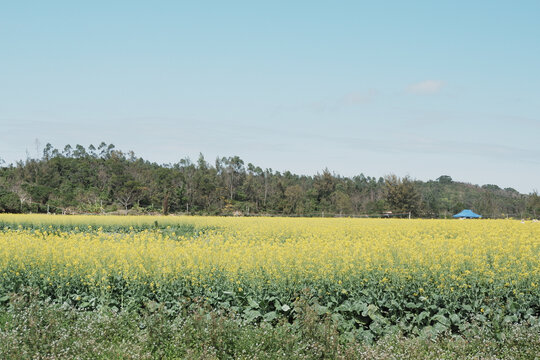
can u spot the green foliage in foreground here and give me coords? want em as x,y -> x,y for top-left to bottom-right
0,290 -> 539,360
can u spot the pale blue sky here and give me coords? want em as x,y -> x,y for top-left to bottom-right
1,1 -> 539,193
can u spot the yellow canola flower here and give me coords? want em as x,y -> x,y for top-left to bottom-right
0,214 -> 538,297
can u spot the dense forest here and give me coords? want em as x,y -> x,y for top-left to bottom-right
0,143 -> 538,218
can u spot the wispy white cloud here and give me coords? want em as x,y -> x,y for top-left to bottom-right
406,80 -> 444,95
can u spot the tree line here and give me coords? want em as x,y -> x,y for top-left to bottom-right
0,143 -> 538,218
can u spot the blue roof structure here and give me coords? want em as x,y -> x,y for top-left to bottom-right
453,209 -> 482,218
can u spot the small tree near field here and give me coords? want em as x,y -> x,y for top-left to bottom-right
528,191 -> 540,218
384,174 -> 421,217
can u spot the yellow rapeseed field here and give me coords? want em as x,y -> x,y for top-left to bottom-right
0,214 -> 538,335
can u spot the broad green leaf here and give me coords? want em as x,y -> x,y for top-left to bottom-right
433,322 -> 447,332
244,309 -> 262,322
432,314 -> 450,327
247,298 -> 259,309
449,313 -> 460,325
417,311 -> 430,323
405,302 -> 418,309
263,311 -> 278,322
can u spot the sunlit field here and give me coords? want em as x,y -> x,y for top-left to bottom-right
1,214 -> 538,344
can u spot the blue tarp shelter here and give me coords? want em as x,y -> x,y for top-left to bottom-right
453,209 -> 482,218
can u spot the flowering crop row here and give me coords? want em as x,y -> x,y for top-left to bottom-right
1,214 -> 538,338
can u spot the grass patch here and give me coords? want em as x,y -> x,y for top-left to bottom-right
0,294 -> 538,360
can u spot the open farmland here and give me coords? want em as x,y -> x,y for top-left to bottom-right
0,215 -> 539,358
